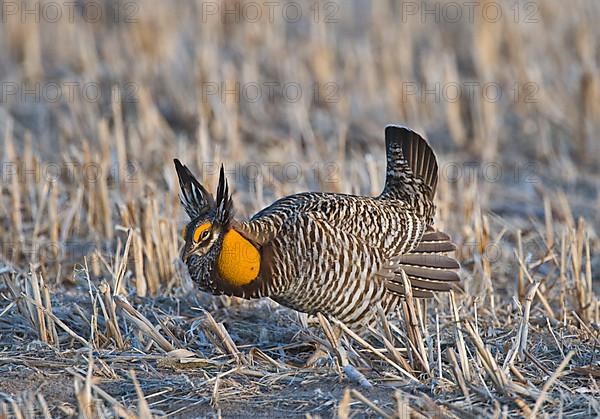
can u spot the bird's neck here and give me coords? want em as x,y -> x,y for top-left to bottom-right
216,228 -> 261,287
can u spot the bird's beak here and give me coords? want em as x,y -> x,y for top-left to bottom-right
180,242 -> 194,262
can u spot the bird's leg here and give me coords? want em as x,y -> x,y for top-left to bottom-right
305,314 -> 343,367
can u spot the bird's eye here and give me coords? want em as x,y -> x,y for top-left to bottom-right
193,222 -> 212,243
200,229 -> 210,241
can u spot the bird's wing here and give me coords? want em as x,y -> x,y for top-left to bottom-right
379,228 -> 461,298
232,214 -> 284,247
233,193 -> 314,246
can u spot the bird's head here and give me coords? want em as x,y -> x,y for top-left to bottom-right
174,159 -> 234,291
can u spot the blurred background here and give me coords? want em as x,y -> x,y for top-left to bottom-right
0,0 -> 599,416
1,0 -> 598,292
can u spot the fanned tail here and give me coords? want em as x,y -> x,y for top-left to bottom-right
379,125 -> 438,215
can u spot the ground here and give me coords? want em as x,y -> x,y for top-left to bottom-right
0,0 -> 599,418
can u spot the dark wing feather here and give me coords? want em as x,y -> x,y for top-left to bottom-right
382,228 -> 460,298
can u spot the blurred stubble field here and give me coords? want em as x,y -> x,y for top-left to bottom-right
0,0 -> 599,417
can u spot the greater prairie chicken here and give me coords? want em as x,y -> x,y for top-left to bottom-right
175,125 -> 459,330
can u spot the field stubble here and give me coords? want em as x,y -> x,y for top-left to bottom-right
0,0 -> 599,417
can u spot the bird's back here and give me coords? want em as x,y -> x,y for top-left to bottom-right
247,191 -> 424,259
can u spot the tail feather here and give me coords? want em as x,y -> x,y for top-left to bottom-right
381,125 -> 438,201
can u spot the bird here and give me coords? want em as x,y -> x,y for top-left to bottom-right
174,125 -> 459,331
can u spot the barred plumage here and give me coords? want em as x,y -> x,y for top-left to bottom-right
175,125 -> 460,331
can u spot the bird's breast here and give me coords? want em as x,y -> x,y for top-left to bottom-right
216,229 -> 261,286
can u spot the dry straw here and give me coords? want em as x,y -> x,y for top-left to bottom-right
0,0 -> 599,416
